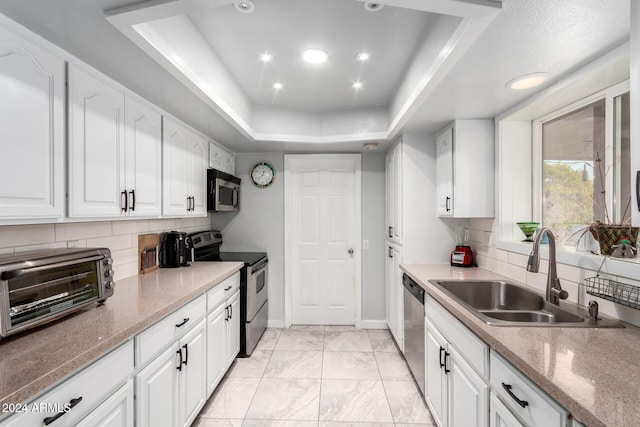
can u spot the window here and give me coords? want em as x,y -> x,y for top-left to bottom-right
536,82 -> 630,243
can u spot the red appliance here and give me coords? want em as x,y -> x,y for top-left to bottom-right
450,245 -> 474,267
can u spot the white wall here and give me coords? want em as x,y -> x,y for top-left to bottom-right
213,152 -> 387,326
0,217 -> 213,281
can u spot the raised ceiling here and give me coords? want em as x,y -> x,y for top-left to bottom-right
0,0 -> 631,152
107,0 -> 502,145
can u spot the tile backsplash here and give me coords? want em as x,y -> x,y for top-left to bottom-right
468,218 -> 640,327
0,216 -> 213,281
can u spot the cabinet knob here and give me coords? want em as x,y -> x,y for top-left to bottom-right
348,249 -> 354,255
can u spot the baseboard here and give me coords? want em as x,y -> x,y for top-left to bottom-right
358,320 -> 389,330
267,319 -> 285,329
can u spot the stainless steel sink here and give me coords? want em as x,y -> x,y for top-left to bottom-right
429,280 -> 624,328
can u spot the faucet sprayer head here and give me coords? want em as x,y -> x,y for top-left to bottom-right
527,252 -> 539,272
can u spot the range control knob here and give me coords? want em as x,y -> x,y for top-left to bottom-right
105,269 -> 115,278
104,258 -> 113,267
105,281 -> 115,290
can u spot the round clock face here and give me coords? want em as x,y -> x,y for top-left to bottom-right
250,162 -> 276,188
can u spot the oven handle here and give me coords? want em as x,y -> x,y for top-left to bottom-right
1,255 -> 106,281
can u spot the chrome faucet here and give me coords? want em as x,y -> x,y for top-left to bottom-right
526,227 -> 568,305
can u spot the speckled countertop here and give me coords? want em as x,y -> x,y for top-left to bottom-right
402,264 -> 640,427
0,261 -> 243,412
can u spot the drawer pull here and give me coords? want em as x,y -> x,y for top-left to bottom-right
439,346 -> 446,368
43,396 -> 82,425
502,382 -> 529,408
224,286 -> 232,291
444,351 -> 451,374
175,318 -> 190,328
229,304 -> 233,319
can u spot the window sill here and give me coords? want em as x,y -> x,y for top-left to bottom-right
496,240 -> 640,280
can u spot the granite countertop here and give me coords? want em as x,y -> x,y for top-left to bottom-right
401,264 -> 640,427
0,261 -> 243,411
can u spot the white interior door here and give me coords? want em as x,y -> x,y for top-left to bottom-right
286,155 -> 361,325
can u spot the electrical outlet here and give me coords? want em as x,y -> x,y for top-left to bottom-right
67,240 -> 80,248
362,239 -> 369,250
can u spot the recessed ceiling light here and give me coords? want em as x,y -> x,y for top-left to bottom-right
259,52 -> 273,63
302,48 -> 328,64
363,2 -> 384,12
352,81 -> 363,89
273,82 -> 283,90
363,142 -> 378,150
234,0 -> 255,13
355,52 -> 371,62
506,72 -> 549,90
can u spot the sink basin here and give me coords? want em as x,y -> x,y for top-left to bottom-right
429,280 -> 624,328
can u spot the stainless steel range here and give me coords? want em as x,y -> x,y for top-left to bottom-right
189,230 -> 268,357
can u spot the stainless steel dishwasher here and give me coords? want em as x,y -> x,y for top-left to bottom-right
403,273 -> 425,396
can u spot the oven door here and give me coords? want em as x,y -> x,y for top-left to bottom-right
1,258 -> 105,336
215,178 -> 240,212
245,259 -> 268,322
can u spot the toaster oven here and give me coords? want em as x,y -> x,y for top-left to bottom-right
0,248 -> 114,340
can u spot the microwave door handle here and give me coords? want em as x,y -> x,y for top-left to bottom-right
232,187 -> 239,208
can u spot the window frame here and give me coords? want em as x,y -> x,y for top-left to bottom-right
532,79 -> 630,228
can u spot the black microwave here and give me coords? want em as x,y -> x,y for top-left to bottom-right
207,169 -> 240,212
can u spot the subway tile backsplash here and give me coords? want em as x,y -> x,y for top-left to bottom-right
0,216 -> 212,281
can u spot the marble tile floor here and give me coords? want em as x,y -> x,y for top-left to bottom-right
194,326 -> 435,427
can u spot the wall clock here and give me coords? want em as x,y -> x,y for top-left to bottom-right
250,162 -> 276,188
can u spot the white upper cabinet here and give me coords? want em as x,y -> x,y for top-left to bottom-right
0,24 -> 65,221
208,140 -> 235,175
69,65 -> 163,218
385,142 -> 402,243
124,95 -> 162,217
631,1 -> 640,227
163,116 -> 207,217
436,120 -> 495,218
68,64 -> 126,218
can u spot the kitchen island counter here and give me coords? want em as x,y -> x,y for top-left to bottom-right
0,261 -> 243,412
402,263 -> 640,427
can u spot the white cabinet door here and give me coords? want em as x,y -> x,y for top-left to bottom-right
436,126 -> 454,217
163,117 -> 190,216
208,141 -> 225,170
425,319 -> 448,427
179,319 -> 207,427
0,25 -> 65,221
222,150 -> 235,175
490,393 -> 524,427
385,143 -> 402,242
188,131 -> 207,216
124,95 -> 162,217
136,345 -> 179,427
76,380 -> 134,427
385,243 -> 403,352
226,290 -> 241,365
448,346 -> 488,427
206,302 -> 227,396
68,65 -> 126,218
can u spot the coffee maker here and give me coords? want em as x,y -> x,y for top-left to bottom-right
159,231 -> 193,268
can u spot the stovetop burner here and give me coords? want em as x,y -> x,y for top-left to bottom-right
189,231 -> 266,266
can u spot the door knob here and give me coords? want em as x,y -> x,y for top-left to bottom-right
348,249 -> 354,254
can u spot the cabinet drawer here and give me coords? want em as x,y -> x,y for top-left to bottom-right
4,340 -> 133,427
136,294 -> 206,367
426,294 -> 489,379
207,272 -> 240,312
490,351 -> 568,427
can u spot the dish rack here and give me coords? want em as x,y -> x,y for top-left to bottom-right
585,276 -> 640,310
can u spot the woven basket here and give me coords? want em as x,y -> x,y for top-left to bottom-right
592,225 -> 639,255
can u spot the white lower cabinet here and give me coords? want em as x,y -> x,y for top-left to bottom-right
490,352 -> 568,427
76,380 -> 134,427
490,393 -> 524,427
206,272 -> 241,396
2,341 -> 133,427
425,318 -> 488,427
385,242 -> 403,351
136,318 -> 207,427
